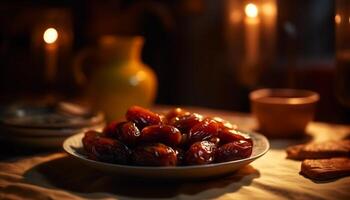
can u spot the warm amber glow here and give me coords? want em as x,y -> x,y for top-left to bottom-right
335,14 -> 341,24
245,3 -> 258,18
262,3 -> 276,17
230,10 -> 242,23
43,28 -> 58,44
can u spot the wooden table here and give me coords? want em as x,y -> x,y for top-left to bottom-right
0,106 -> 349,200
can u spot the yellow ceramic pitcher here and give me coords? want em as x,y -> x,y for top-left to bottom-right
74,35 -> 157,122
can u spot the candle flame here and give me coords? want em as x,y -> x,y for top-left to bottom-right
335,14 -> 341,24
245,3 -> 258,18
43,28 -> 58,44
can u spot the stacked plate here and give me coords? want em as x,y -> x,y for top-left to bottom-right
0,102 -> 105,148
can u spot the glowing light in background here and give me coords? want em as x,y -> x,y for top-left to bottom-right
245,3 -> 258,18
230,10 -> 242,24
43,28 -> 58,44
262,2 -> 276,17
335,14 -> 341,24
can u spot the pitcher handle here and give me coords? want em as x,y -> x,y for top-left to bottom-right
73,48 -> 93,86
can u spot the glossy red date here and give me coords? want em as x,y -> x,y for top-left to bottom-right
103,121 -> 140,145
185,141 -> 216,165
218,128 -> 252,145
126,106 -> 162,130
83,106 -> 254,166
170,113 -> 203,134
103,121 -> 123,139
119,121 -> 140,145
132,143 -> 177,166
188,119 -> 219,144
88,135 -> 131,164
165,108 -> 189,121
139,125 -> 182,146
82,130 -> 101,153
212,117 -> 237,130
215,140 -> 253,162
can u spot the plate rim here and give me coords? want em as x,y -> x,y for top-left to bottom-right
0,112 -> 105,129
0,123 -> 105,137
63,130 -> 270,171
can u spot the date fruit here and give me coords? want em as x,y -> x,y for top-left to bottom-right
89,136 -> 131,164
166,108 -> 189,121
82,130 -> 101,153
212,117 -> 237,130
83,106 -> 254,167
215,140 -> 253,162
103,121 -> 140,145
170,113 -> 203,133
119,122 -> 140,145
185,141 -> 217,165
103,121 -> 123,139
126,106 -> 162,130
132,143 -> 177,166
188,119 -> 219,144
139,125 -> 182,146
209,137 -> 221,145
173,147 -> 185,165
218,128 -> 252,145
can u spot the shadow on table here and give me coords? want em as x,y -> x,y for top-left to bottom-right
24,156 -> 260,199
0,138 -> 59,161
258,130 -> 314,150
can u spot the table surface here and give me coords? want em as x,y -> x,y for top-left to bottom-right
0,106 -> 350,200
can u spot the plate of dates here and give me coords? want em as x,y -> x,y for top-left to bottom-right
63,106 -> 269,179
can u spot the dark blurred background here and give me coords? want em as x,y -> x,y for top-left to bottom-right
0,0 -> 348,123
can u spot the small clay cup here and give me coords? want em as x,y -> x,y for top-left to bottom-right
250,89 -> 319,138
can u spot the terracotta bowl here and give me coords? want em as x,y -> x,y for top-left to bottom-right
250,89 -> 319,138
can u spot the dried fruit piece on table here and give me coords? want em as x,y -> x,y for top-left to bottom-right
188,118 -> 219,144
301,157 -> 350,181
139,125 -> 182,146
132,143 -> 177,166
126,106 -> 162,130
215,140 -> 253,162
170,113 -> 203,134
185,141 -> 216,165
286,140 -> 350,160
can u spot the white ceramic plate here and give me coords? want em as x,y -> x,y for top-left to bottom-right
63,131 -> 269,180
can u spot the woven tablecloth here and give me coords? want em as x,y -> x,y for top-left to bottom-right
0,107 -> 349,200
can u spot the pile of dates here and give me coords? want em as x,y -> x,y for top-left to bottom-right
82,106 -> 253,166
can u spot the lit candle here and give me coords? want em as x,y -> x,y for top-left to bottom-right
245,3 -> 259,65
43,27 -> 58,83
244,3 -> 260,85
261,0 -> 277,60
335,0 -> 350,107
